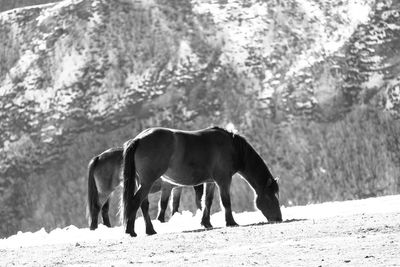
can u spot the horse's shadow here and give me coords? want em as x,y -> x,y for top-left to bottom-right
182,227 -> 222,234
244,218 -> 307,227
181,218 -> 307,234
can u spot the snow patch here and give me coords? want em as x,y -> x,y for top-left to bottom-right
296,0 -> 324,20
7,51 -> 38,82
54,52 -> 86,89
37,0 -> 85,25
348,0 -> 371,26
288,0 -> 373,75
178,40 -> 200,66
1,195 -> 399,249
193,0 -> 270,71
362,72 -> 384,89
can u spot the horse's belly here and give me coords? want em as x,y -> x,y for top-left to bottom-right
163,168 -> 211,186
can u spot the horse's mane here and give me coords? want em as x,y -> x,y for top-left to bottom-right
208,127 -> 263,169
210,126 -> 277,190
232,133 -> 253,167
231,132 -> 278,193
209,126 -> 244,154
209,126 -> 234,134
208,126 -> 246,165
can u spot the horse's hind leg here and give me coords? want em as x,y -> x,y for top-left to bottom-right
157,182 -> 173,222
194,184 -> 204,210
89,202 -> 101,230
141,196 -> 156,235
126,182 -> 154,237
172,187 -> 182,215
215,177 -> 238,227
101,200 -> 111,227
201,183 -> 215,229
90,193 -> 109,230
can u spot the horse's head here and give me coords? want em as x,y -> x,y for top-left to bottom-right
256,177 -> 282,222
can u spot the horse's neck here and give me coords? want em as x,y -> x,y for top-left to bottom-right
238,144 -> 272,195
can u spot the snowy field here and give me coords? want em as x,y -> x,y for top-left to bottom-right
1,194 -> 399,249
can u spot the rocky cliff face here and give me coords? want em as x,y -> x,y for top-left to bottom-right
0,0 -> 399,237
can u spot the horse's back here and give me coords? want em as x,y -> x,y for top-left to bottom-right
94,147 -> 123,193
135,126 -> 234,159
133,127 -> 236,185
175,127 -> 236,175
173,127 -> 235,163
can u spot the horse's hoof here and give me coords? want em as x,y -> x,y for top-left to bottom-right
227,222 -> 239,227
89,223 -> 98,230
126,230 -> 137,237
129,232 -> 137,237
157,217 -> 165,223
146,229 -> 157,235
201,221 -> 213,229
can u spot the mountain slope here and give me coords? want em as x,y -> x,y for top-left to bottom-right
1,0 -> 399,237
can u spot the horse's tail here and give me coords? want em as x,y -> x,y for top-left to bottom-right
123,139 -> 139,224
87,155 -> 100,226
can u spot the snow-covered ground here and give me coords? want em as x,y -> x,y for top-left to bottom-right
2,194 -> 399,249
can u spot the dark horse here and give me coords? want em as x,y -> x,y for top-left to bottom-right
87,147 -> 208,233
123,126 -> 282,237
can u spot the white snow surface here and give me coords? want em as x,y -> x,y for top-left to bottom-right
1,195 -> 399,249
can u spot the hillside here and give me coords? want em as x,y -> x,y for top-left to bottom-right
0,0 -> 400,238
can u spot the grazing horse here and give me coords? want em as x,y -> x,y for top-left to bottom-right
123,126 -> 282,237
87,147 -> 208,234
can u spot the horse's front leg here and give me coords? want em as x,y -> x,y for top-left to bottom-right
201,183 -> 215,228
157,182 -> 173,222
194,184 -> 204,210
215,178 -> 238,227
172,187 -> 183,215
